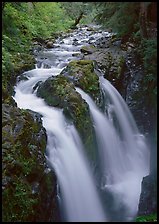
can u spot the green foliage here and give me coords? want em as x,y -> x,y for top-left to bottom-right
61,2 -> 87,19
94,2 -> 140,38
37,73 -> 97,162
3,2 -> 73,39
2,2 -> 74,102
137,38 -> 157,108
61,2 -> 98,25
94,2 -> 157,116
66,60 -> 100,100
2,180 -> 38,222
2,106 -> 47,222
135,213 -> 157,222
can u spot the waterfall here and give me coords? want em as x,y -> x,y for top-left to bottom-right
13,69 -> 107,222
44,118 -> 106,222
76,76 -> 150,221
13,25 -> 150,222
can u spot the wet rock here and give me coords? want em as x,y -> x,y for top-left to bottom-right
32,37 -> 46,45
86,27 -> 95,32
138,173 -> 157,216
2,104 -> 60,222
60,59 -> 100,101
80,45 -> 97,54
112,39 -> 122,47
36,64 -> 98,161
82,46 -> 127,92
46,41 -> 54,48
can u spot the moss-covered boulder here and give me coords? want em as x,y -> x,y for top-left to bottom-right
2,52 -> 36,105
82,45 -> 127,92
80,45 -> 97,55
37,74 -> 97,162
2,104 -> 59,222
61,60 -> 100,102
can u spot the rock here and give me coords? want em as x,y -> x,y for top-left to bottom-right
137,173 -> 157,216
36,61 -> 99,161
2,104 -> 60,222
46,41 -> 54,48
83,47 -> 126,93
86,27 -> 95,32
112,39 -> 122,47
60,59 -> 100,101
2,52 -> 36,105
33,44 -> 43,54
32,37 -> 46,45
80,45 -> 97,55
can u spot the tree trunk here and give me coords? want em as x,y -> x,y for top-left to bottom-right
73,12 -> 84,27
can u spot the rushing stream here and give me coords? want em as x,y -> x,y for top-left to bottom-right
13,25 -> 150,222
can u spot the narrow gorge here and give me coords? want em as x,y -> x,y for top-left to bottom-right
5,25 -> 153,221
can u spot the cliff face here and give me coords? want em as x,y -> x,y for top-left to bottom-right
2,103 -> 60,222
137,173 -> 157,216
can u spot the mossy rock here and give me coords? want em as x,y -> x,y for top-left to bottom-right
61,59 -> 100,102
2,52 -> 35,104
13,53 -> 36,73
82,45 -> 127,93
2,104 -> 59,222
80,45 -> 97,54
37,74 -> 97,162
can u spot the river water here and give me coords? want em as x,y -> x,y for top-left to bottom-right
13,25 -> 150,222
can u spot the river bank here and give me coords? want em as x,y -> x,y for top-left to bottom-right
2,24 -> 156,222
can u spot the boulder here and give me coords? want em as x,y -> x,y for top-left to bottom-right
2,52 -> 36,105
137,173 -> 157,216
83,47 -> 127,92
60,59 -> 100,101
80,45 -> 97,55
46,41 -> 54,48
2,104 -> 60,222
36,60 -> 100,162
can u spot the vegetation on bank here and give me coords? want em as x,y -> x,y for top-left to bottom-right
2,2 -> 73,103
94,2 -> 157,111
135,213 -> 157,222
3,2 -> 156,111
3,105 -> 46,222
2,2 -> 157,222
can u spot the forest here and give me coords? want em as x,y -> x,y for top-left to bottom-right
2,2 -> 157,222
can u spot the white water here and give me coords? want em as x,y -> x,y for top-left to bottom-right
14,71 -> 107,222
13,25 -> 150,222
76,76 -> 150,220
13,26 -> 109,222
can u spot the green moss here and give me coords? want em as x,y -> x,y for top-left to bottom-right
2,51 -> 35,104
117,55 -> 125,78
36,60 -> 101,160
2,180 -> 38,222
135,213 -> 157,222
63,60 -> 100,100
37,74 -> 97,161
2,105 -> 47,222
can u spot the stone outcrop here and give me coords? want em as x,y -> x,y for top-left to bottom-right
80,40 -> 127,93
137,173 -> 157,216
2,103 -> 60,222
36,59 -> 100,162
2,53 -> 36,105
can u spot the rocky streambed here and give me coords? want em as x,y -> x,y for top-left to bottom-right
2,24 -> 156,221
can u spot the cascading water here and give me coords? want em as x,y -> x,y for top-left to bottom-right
13,25 -> 150,222
14,69 -> 107,223
76,75 -> 150,221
